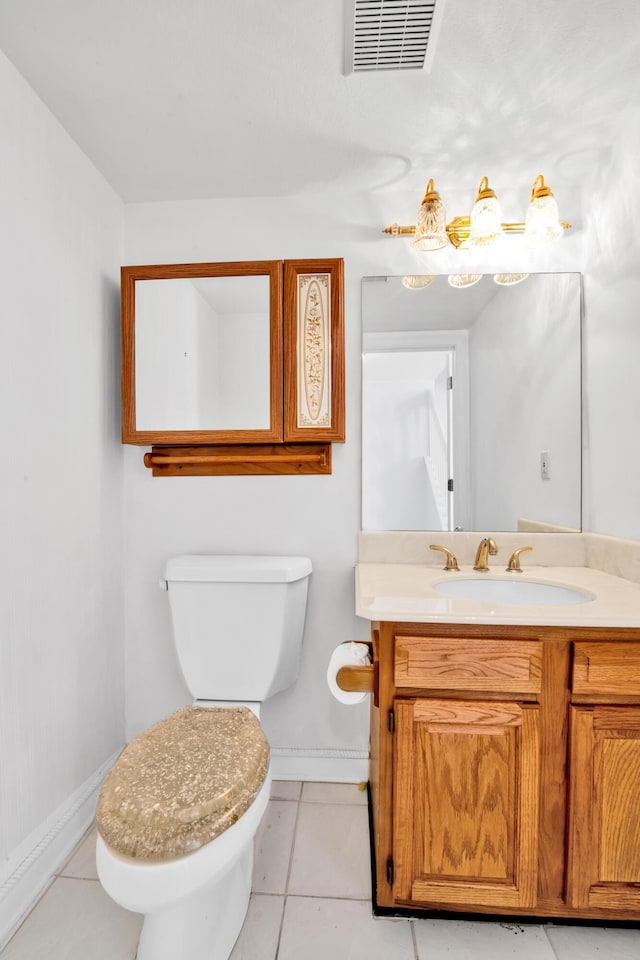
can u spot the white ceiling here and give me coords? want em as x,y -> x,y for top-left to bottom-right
0,0 -> 637,204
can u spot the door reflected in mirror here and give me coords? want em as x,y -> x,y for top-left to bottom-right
135,274 -> 271,431
362,273 -> 582,533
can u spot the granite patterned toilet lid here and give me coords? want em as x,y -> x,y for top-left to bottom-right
96,705 -> 269,860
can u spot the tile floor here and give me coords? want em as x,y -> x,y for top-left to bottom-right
2,781 -> 640,959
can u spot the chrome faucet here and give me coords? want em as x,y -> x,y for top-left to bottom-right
474,537 -> 498,571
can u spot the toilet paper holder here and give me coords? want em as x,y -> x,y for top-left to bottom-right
335,642 -> 375,695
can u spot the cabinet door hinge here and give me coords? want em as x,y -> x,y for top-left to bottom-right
447,375 -> 453,390
386,857 -> 394,886
388,708 -> 395,733
447,478 -> 454,492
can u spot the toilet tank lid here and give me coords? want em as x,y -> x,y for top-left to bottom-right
164,555 -> 312,583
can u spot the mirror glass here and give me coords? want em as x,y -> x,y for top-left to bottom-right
362,273 -> 582,532
135,274 -> 271,430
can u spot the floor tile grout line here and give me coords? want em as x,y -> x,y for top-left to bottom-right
272,792 -> 304,960
541,923 -> 562,960
298,800 -> 368,807
410,919 -> 420,960
282,796 -> 303,898
55,874 -> 100,882
272,893 -> 287,960
273,796 -> 316,960
279,892 -> 376,902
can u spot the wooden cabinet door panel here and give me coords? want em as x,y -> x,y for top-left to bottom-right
567,706 -> 640,910
393,699 -> 540,909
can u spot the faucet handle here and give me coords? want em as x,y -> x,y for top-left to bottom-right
507,546 -> 533,572
429,544 -> 460,571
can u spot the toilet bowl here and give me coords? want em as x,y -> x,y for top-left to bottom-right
95,555 -> 311,960
96,760 -> 271,960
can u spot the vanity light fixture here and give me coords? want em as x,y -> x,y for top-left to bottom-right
410,180 -> 449,252
493,273 -> 530,286
383,175 -> 570,250
523,175 -> 564,247
461,177 -> 504,248
401,274 -> 436,289
448,274 -> 482,288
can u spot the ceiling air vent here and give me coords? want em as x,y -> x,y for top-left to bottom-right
345,0 -> 447,73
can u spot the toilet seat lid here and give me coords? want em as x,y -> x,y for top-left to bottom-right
96,706 -> 269,861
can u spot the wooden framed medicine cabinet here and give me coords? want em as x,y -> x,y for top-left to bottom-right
121,258 -> 345,475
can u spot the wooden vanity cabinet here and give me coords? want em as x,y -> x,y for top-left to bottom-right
369,621 -> 640,921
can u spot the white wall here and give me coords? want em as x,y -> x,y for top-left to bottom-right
0,48 -> 124,864
122,192 -> 586,767
123,200 -> 364,763
582,117 -> 640,539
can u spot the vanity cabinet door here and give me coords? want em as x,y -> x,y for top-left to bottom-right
566,706 -> 640,911
393,698 -> 540,910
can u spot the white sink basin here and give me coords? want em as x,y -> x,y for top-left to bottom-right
434,577 -> 594,607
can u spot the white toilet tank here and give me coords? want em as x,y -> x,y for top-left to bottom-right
164,555 -> 312,702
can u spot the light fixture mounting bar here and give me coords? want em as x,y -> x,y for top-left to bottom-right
382,217 -> 571,248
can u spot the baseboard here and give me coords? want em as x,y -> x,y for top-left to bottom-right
0,749 -> 121,951
269,745 -> 369,782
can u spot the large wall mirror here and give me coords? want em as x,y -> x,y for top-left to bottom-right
362,273 -> 582,532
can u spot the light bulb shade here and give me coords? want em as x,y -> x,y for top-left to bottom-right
402,274 -> 436,289
448,274 -> 482,288
523,193 -> 563,247
494,273 -> 529,286
465,177 -> 504,247
411,179 -> 449,251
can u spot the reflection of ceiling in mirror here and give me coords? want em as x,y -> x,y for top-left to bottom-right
362,274 -> 578,333
189,275 -> 270,314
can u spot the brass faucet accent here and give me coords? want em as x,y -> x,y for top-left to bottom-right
474,537 -> 498,571
429,544 -> 460,571
507,546 -> 533,573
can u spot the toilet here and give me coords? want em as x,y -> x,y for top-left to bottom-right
95,554 -> 312,960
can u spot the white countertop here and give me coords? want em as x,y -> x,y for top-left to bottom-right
356,563 -> 640,627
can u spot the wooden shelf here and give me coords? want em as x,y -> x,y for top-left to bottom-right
143,443 -> 332,476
